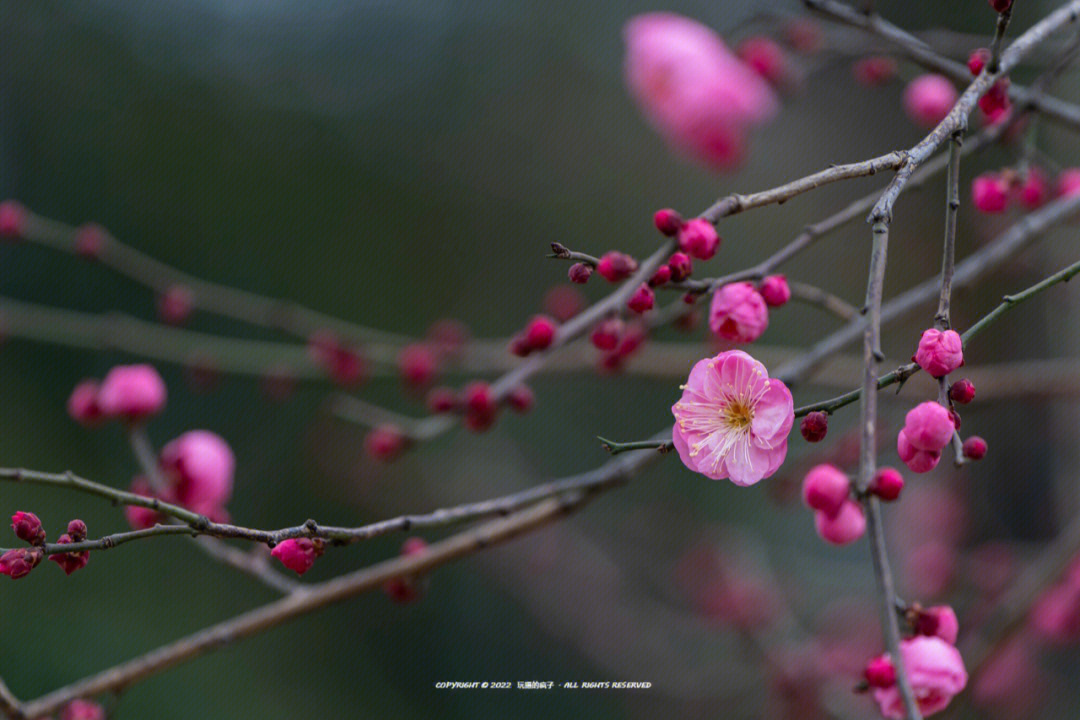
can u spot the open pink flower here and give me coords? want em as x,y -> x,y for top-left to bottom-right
871,636 -> 968,718
672,350 -> 793,485
709,282 -> 769,343
624,13 -> 778,169
915,328 -> 964,377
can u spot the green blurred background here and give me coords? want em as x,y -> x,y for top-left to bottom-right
2,0 -> 1080,717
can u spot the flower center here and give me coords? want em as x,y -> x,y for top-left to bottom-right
722,400 -> 754,429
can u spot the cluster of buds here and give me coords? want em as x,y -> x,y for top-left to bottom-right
51,519 -> 90,575
307,330 -> 369,387
67,364 -> 168,426
801,465 -> 906,546
2,512 -> 89,579
509,315 -> 558,356
972,164 -> 1080,214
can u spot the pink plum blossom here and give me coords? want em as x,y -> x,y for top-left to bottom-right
814,500 -> 866,546
914,328 -> 964,377
159,430 -> 235,517
758,274 -> 790,307
972,173 -> 1010,213
903,74 -> 958,128
624,13 -> 779,169
271,538 -> 324,575
897,402 -> 955,473
801,464 -> 850,517
709,282 -> 769,343
671,350 -> 793,485
871,636 -> 968,718
96,364 -> 167,422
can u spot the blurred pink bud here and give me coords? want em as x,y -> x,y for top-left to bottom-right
1056,168 -> 1080,197
0,547 -> 43,579
800,411 -> 828,442
271,538 -> 324,575
461,381 -> 498,432
627,283 -> 655,313
397,343 -> 438,388
737,36 -> 787,85
60,699 -> 105,720
568,262 -> 592,284
596,251 -> 638,282
384,537 -> 430,604
801,464 -> 850,516
11,511 -> 45,545
125,479 -> 167,530
972,173 -> 1010,213
758,275 -> 790,307
365,425 -> 407,462
159,430 -> 235,511
97,364 -> 167,423
978,79 -> 1011,122
648,264 -> 671,287
67,380 -> 103,427
157,284 -> 193,325
523,315 -> 557,351
989,0 -> 1012,12
74,223 -> 106,259
903,74 -> 958,128
915,328 -> 964,378
653,208 -> 683,236
1015,167 -> 1049,209
507,384 -> 535,414
426,386 -> 457,414
623,13 -> 778,170
814,500 -> 865,546
864,656 -> 896,688
677,218 -> 720,260
590,317 -> 623,351
709,282 -> 768,343
872,637 -> 967,719
949,378 -> 975,404
914,605 -> 960,644
667,252 -> 693,281
968,48 -> 990,75
426,319 -> 470,356
0,200 -> 26,239
543,286 -> 585,321
870,467 -> 905,502
962,436 -> 987,460
853,56 -> 897,86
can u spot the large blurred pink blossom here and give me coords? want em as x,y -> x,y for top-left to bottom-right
672,350 -> 793,485
159,430 -> 235,517
709,282 -> 769,343
624,13 -> 779,169
871,636 -> 968,718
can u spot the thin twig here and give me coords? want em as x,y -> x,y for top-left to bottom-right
989,3 -> 1015,72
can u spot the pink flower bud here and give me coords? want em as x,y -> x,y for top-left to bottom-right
326,345 -> 368,387
949,378 -> 976,404
737,36 -> 787,85
709,282 -> 769,343
758,274 -> 790,307
0,200 -> 26,239
11,511 -> 45,545
365,425 -> 407,462
590,318 -> 623,351
596,251 -> 638,282
1016,167 -> 1049,209
507,384 -> 535,414
0,547 -> 43,579
897,430 -> 941,473
60,699 -> 105,720
49,533 -> 89,575
653,208 -> 683,236
667,252 -> 693,281
524,315 -> 557,350
648,264 -> 671,287
74,223 -> 106,259
67,519 -> 87,541
915,328 -> 964,378
989,0 -> 1012,12
962,436 -> 987,461
872,636 -> 967,718
870,467 -> 905,501
914,605 -> 960,645
508,335 -> 531,357
627,283 -> 655,313
968,48 -> 990,76
905,402 -> 956,452
97,364 -> 167,423
978,79 -> 1011,123
543,285 -> 584,322
426,386 -> 457,414
568,262 -> 593,284
397,343 -> 438,388
814,500 -> 866,546
853,56 -> 897,87
971,173 -> 1010,213
159,430 -> 235,512
864,656 -> 897,688
384,537 -> 430,604
800,411 -> 828,442
271,537 -> 324,575
677,219 -> 720,260
157,285 -> 193,325
802,464 -> 850,516
461,381 -> 498,432
903,74 -> 958,128
125,479 -> 167,530
1057,168 -> 1080,198
67,380 -> 103,426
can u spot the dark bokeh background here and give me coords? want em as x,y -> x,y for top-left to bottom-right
2,1 -> 1080,718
